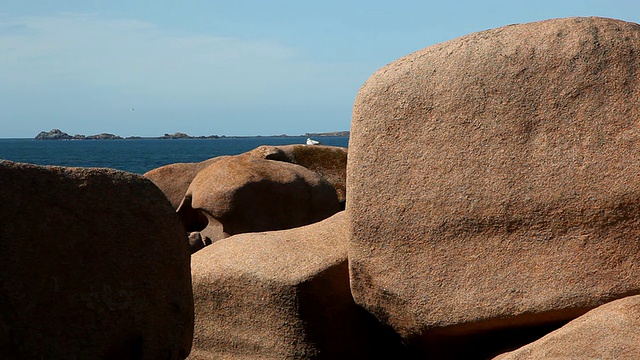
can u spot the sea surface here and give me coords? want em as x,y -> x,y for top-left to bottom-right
0,136 -> 349,174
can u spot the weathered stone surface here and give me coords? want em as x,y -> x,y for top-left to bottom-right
0,160 -> 193,359
246,145 -> 348,207
495,295 -> 640,359
189,212 -> 408,359
144,157 -> 222,209
347,16 -> 640,354
178,154 -> 340,245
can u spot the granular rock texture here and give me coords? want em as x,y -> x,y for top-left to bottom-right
145,144 -> 348,212
178,154 -> 340,243
495,295 -> 640,359
246,145 -> 348,206
0,161 -> 193,359
189,212 -> 407,359
347,16 -> 640,354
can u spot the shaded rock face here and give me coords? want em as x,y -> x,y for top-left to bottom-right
0,161 -> 193,359
347,16 -> 640,355
189,212 -> 410,359
246,144 -> 348,207
144,157 -> 223,209
178,154 -> 341,246
495,295 -> 640,359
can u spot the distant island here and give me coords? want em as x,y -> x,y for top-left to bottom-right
34,129 -> 349,140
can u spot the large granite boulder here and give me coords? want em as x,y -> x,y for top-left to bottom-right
246,145 -> 348,207
0,161 -> 193,359
189,212 -> 408,359
347,16 -> 640,356
495,295 -> 640,359
144,157 -> 223,209
178,154 -> 340,246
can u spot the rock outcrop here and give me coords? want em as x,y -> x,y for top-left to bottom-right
145,144 -> 347,253
0,160 -> 193,359
347,16 -> 640,356
495,295 -> 640,359
189,212 -> 408,359
178,154 -> 340,247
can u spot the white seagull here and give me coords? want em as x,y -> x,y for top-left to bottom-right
306,138 -> 320,145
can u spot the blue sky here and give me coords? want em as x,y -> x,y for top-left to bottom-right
1,1 -> 638,137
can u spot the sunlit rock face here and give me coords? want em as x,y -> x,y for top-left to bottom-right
145,145 -> 348,253
189,212 -> 408,359
347,16 -> 640,357
177,154 -> 341,249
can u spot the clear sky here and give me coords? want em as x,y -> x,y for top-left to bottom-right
1,1 -> 638,138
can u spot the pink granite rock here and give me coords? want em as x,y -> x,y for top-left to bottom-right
347,16 -> 640,355
178,154 -> 340,247
144,157 -> 222,209
189,212 -> 408,359
246,144 -> 348,206
495,295 -> 640,359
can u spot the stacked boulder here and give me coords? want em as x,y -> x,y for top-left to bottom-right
347,16 -> 640,357
144,144 -> 410,358
145,145 -> 346,252
188,212 -> 408,359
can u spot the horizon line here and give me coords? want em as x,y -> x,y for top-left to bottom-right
2,130 -> 351,140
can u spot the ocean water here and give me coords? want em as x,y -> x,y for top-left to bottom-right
0,136 -> 349,174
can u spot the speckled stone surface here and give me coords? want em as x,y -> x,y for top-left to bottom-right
189,212 -> 406,359
246,144 -> 348,205
347,16 -> 640,354
178,154 -> 340,241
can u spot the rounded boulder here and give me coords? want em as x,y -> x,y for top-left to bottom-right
348,16 -> 640,355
